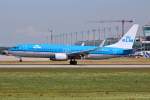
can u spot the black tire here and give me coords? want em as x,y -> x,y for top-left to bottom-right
70,61 -> 73,65
19,59 -> 22,62
70,60 -> 77,65
73,61 -> 77,65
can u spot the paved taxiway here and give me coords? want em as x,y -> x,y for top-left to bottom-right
0,64 -> 150,68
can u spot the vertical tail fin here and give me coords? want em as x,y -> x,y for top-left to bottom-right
106,24 -> 139,49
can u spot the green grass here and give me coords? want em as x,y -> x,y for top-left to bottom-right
0,68 -> 150,100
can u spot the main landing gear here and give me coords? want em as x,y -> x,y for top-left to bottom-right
70,59 -> 77,65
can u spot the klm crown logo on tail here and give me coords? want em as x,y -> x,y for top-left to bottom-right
122,36 -> 134,43
106,24 -> 139,49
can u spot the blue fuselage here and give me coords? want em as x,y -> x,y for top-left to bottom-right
8,44 -> 133,59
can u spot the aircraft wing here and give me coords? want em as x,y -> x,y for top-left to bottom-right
68,40 -> 105,58
68,48 -> 98,58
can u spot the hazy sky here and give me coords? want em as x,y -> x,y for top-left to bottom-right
0,0 -> 150,45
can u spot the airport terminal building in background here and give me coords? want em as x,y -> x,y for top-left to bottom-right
141,25 -> 150,51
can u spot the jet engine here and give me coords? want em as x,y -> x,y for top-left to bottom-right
50,53 -> 68,61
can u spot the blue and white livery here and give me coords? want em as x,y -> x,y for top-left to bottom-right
5,24 -> 139,64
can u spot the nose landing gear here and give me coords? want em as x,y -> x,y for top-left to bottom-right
19,58 -> 23,62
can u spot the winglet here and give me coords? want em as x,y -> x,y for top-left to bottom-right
99,40 -> 106,47
81,42 -> 85,46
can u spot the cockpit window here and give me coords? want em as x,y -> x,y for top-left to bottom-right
13,47 -> 19,49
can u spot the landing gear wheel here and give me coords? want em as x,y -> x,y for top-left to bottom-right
73,61 -> 77,65
70,60 -> 77,65
19,58 -> 22,62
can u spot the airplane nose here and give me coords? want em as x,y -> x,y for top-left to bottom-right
1,50 -> 8,55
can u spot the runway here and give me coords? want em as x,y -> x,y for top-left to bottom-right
0,64 -> 150,68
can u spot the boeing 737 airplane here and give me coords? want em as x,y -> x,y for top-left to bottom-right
2,24 -> 139,65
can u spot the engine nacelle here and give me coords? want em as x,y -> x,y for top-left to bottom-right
50,53 -> 68,61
